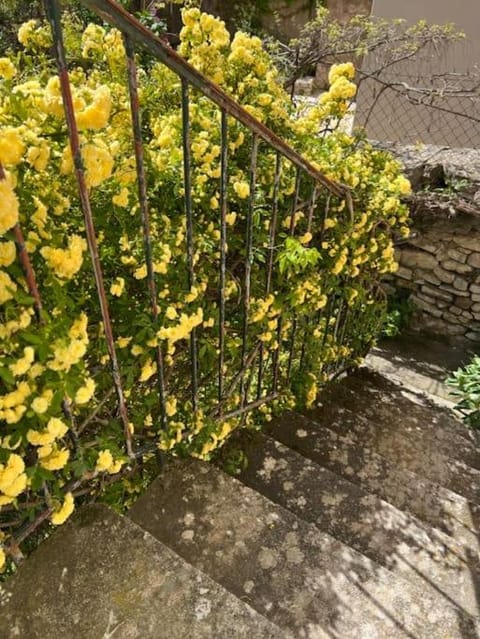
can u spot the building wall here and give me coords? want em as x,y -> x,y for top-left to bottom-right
355,0 -> 480,147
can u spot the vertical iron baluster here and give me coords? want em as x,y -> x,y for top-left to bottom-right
333,297 -> 345,343
286,318 -> 297,382
289,167 -> 301,235
1,161 -> 43,322
271,316 -> 282,393
181,78 -> 199,413
218,110 -> 228,409
299,316 -> 309,372
284,166 -> 301,383
319,193 -> 331,243
318,293 -> 335,379
44,0 -> 133,458
240,133 -> 259,407
258,152 -> 282,399
306,183 -> 318,234
265,153 -> 282,296
124,34 -> 167,430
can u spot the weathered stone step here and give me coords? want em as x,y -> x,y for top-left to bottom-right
366,333 -> 471,410
266,411 -> 480,549
129,459 -> 480,638
222,430 -> 480,618
304,397 -> 480,503
0,504 -> 287,639
320,367 -> 480,466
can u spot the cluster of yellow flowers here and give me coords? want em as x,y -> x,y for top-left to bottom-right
17,19 -> 52,50
0,454 -> 27,506
157,308 -> 204,344
50,492 -> 74,526
41,235 -> 87,281
0,174 -> 19,235
95,449 -> 124,475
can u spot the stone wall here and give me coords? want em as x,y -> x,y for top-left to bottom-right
382,144 -> 480,343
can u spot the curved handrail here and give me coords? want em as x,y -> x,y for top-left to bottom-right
78,0 -> 347,199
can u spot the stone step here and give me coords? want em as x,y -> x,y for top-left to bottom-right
222,430 -> 480,618
0,504 -> 287,639
365,350 -> 458,410
366,333 -> 472,410
266,411 -> 480,549
321,367 -> 480,466
129,459 -> 480,639
304,397 -> 480,503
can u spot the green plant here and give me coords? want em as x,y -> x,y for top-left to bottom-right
381,292 -> 414,338
447,356 -> 480,429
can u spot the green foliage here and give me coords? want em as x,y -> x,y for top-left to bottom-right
447,356 -> 480,430
381,292 -> 414,338
277,237 -> 320,275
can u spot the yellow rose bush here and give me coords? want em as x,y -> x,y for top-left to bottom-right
0,10 -> 410,568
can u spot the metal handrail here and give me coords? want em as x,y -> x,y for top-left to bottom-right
79,0 -> 347,199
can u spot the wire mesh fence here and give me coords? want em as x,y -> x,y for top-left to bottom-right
354,38 -> 480,148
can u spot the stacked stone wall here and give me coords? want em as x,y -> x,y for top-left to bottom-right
381,144 -> 480,343
392,217 -> 480,342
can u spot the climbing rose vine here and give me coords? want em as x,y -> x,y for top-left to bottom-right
0,8 -> 410,570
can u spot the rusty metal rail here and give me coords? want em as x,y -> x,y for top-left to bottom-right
78,0 -> 347,198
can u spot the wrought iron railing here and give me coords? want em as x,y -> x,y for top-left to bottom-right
35,0 -> 372,456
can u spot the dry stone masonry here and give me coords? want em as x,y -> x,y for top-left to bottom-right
381,144 -> 480,343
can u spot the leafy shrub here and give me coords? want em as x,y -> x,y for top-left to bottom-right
0,8 -> 410,568
381,291 -> 414,338
447,356 -> 480,429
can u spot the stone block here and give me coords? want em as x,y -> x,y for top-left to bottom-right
472,303 -> 480,313
441,259 -> 473,275
454,276 -> 469,292
416,292 -> 437,306
433,266 -> 455,284
443,323 -> 468,336
472,294 -> 480,302
396,265 -> 413,280
470,284 -> 480,295
467,252 -> 480,268
454,296 -> 472,309
450,306 -> 463,316
407,236 -> 438,254
442,311 -> 469,325
453,236 -> 480,251
447,248 -> 469,263
436,299 -> 450,309
400,249 -> 437,270
413,297 -> 443,317
419,271 -> 441,286
439,286 -> 470,297
294,77 -> 314,96
466,331 -> 480,342
420,284 -> 453,302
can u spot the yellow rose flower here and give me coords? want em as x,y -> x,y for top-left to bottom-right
75,378 -> 96,405
51,492 -> 75,526
0,57 -> 16,80
110,277 -> 125,297
0,174 -> 19,235
233,181 -> 250,199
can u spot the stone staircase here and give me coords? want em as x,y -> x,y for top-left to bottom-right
1,340 -> 479,638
